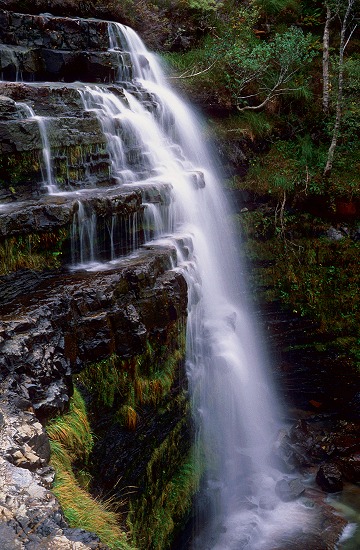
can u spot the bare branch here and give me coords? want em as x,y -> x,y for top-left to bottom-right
169,60 -> 217,80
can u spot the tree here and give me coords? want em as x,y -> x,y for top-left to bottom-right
211,26 -> 315,111
323,0 -> 358,177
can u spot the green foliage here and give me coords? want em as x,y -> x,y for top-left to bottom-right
48,387 -> 134,550
187,0 -> 222,10
0,229 -> 68,275
275,237 -> 360,336
208,24 -> 315,108
256,0 -> 300,15
130,442 -> 202,550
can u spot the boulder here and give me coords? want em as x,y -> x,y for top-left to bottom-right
275,478 -> 305,502
316,463 -> 343,492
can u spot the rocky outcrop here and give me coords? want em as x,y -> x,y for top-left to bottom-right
0,188 -> 142,238
0,10 -> 131,82
0,245 -> 188,548
0,246 -> 186,413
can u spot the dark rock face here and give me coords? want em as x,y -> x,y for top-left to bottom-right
0,188 -> 142,238
0,10 -> 132,83
0,247 -> 186,413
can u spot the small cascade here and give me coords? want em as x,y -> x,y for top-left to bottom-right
71,201 -> 97,265
108,22 -> 163,83
70,199 -> 143,267
108,24 -> 132,82
16,102 -> 57,194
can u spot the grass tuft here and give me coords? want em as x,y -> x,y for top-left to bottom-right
47,387 -> 135,550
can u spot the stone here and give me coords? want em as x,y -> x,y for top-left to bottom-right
316,463 -> 343,492
0,523 -> 22,549
337,456 -> 360,483
275,478 -> 305,502
268,428 -> 301,473
326,227 -> 345,241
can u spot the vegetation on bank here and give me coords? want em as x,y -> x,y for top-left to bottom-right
0,229 -> 68,274
238,208 -> 360,371
47,387 -> 134,550
77,320 -> 186,429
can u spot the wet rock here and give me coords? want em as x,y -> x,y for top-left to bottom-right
337,456 -> 360,483
316,463 -> 343,492
0,10 -> 110,52
348,391 -> 360,420
275,478 -> 305,502
326,226 -> 345,241
0,94 -> 18,119
269,428 -> 302,473
0,188 -> 142,237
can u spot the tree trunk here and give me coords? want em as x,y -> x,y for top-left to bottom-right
322,4 -> 332,113
324,0 -> 354,177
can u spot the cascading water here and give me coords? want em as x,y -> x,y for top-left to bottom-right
73,21 -> 316,549
16,102 -> 57,193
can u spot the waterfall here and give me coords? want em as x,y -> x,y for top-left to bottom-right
7,15 -> 315,547
44,21 -> 314,548
93,22 -> 317,549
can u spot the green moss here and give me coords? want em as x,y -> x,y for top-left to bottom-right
53,143 -> 109,188
0,228 -> 69,275
78,320 -> 187,429
0,150 -> 42,189
47,387 -> 134,550
130,442 -> 202,550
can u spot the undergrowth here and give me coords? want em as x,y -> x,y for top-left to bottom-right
130,440 -> 202,550
239,209 -> 360,370
77,320 -> 186,430
0,230 -> 68,275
